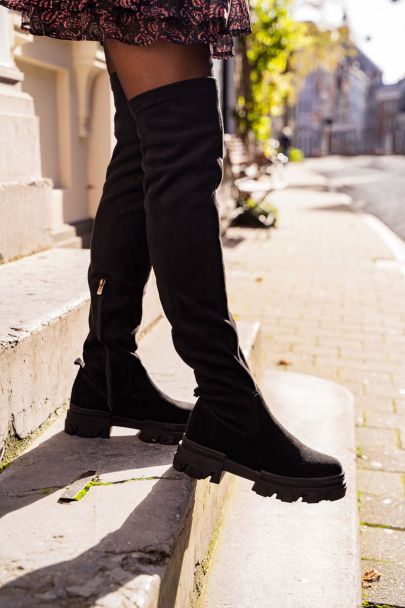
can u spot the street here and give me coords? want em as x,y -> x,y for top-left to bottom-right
306,156 -> 405,242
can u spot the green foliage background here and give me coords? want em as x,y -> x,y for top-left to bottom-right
235,0 -> 352,143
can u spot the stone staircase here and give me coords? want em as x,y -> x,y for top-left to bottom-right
0,311 -> 261,608
0,60 -> 159,457
0,51 -> 360,608
0,57 -> 263,608
0,247 -> 164,457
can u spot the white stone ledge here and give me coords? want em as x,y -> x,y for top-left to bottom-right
0,248 -> 162,445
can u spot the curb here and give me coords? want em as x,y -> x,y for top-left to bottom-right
197,370 -> 361,608
363,213 -> 405,272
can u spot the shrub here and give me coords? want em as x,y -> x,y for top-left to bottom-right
289,147 -> 305,162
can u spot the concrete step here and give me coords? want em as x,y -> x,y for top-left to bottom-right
0,248 -> 163,454
196,370 -> 361,608
51,225 -> 82,249
0,316 -> 261,608
0,179 -> 54,263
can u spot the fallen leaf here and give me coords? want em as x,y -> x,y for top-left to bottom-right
362,569 -> 381,583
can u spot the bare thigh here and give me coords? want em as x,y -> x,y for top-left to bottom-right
103,37 -> 213,99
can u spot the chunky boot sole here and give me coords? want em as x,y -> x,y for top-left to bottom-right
173,437 -> 347,504
64,404 -> 186,445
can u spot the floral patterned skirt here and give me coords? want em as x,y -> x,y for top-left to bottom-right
0,0 -> 252,59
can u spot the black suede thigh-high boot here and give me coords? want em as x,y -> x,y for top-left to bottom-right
128,76 -> 346,503
128,77 -> 259,422
64,72 -> 191,444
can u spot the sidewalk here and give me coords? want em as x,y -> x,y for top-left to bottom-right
223,162 -> 405,607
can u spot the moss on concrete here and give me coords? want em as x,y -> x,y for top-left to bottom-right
360,521 -> 405,533
0,404 -> 68,473
191,477 -> 236,608
70,476 -> 170,502
363,602 -> 399,608
394,428 -> 402,449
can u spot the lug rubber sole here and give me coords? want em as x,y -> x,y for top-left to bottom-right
64,404 -> 185,445
173,436 -> 346,504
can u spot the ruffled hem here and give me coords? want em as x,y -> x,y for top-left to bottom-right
0,0 -> 251,59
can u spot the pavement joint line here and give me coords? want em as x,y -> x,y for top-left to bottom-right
394,429 -> 403,449
362,603 -> 404,608
361,558 -> 395,564
360,522 -> 405,533
360,425 -> 403,445
359,467 -> 405,475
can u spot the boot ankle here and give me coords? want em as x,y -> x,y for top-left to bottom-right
70,366 -> 108,411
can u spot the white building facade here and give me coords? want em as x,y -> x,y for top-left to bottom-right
0,6 -> 116,249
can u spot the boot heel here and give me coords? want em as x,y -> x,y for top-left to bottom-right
138,430 -> 184,445
173,438 -> 225,484
64,405 -> 112,438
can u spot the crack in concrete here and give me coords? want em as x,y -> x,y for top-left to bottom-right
97,547 -> 171,568
3,475 -> 184,502
5,486 -> 65,497
63,474 -> 185,502
94,475 -> 183,485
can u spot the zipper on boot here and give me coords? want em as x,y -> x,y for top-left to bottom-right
96,277 -> 113,412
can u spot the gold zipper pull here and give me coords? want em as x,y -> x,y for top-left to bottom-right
97,278 -> 106,295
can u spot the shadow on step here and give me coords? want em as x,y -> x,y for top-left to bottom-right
0,467 -> 194,607
0,429 -> 180,519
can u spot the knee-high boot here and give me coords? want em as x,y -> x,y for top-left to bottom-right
64,72 -> 191,444
128,76 -> 346,503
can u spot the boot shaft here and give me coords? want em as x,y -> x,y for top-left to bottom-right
128,76 -> 259,412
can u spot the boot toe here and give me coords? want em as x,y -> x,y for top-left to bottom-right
302,448 -> 344,478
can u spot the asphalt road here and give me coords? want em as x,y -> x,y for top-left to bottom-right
306,156 -> 405,242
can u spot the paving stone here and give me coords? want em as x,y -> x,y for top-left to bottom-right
361,559 -> 405,607
357,469 -> 405,498
361,525 -> 405,563
396,398 -> 405,415
356,426 -> 400,449
364,411 -> 405,433
360,493 -> 405,530
356,396 -> 396,415
357,444 -> 405,473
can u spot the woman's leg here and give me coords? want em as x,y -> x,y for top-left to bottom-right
103,38 -> 212,98
104,37 -> 258,415
103,38 -> 346,503
103,41 -> 117,77
65,40 -> 192,444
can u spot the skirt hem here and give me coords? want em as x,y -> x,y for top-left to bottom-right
0,0 -> 251,60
